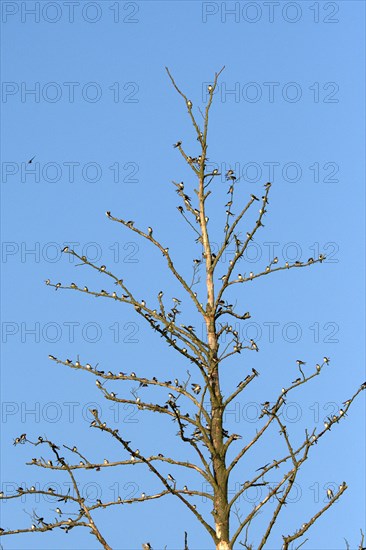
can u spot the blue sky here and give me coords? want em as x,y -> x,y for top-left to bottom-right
1,1 -> 365,549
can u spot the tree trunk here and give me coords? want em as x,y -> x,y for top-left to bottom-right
207,320 -> 231,550
199,142 -> 231,550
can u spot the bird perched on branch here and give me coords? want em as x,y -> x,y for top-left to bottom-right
226,169 -> 236,181
250,339 -> 259,352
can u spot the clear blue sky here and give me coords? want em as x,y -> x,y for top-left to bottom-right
1,1 -> 365,549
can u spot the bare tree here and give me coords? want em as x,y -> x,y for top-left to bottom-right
1,69 -> 365,550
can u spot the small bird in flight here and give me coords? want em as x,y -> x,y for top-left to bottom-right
28,156 -> 36,164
